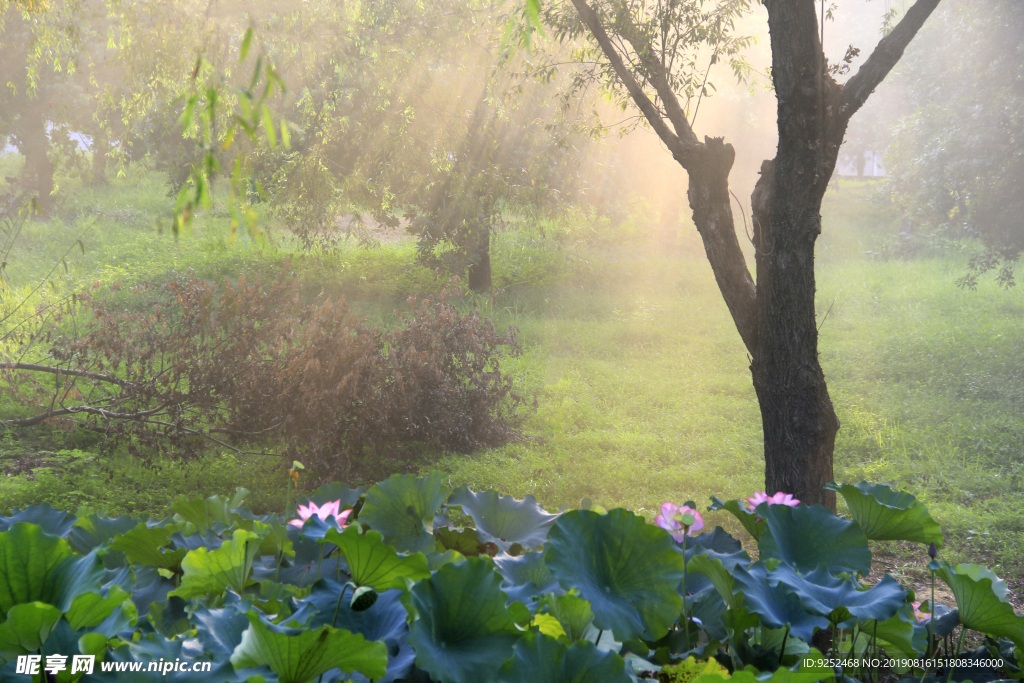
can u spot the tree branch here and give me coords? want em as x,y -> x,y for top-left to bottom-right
0,362 -> 134,388
611,5 -> 698,147
1,403 -> 167,427
569,0 -> 699,165
840,0 -> 942,122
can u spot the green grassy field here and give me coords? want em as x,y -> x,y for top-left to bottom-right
2,160 -> 1021,579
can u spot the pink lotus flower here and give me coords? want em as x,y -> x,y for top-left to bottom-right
289,499 -> 351,528
746,491 -> 800,512
654,502 -> 704,542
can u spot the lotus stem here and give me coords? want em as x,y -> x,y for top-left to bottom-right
779,625 -> 790,668
945,626 -> 967,683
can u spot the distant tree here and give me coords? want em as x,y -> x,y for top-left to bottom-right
546,0 -> 942,506
0,1 -> 111,212
884,0 -> 1023,288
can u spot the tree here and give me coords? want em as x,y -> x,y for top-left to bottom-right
547,0 -> 941,506
0,0 -> 111,212
884,0 -> 1023,288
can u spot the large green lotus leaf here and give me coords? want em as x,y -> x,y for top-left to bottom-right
733,563 -> 830,642
769,564 -> 907,625
541,592 -> 596,643
407,557 -> 521,683
449,486 -> 559,551
110,524 -> 188,570
321,525 -> 429,591
359,472 -> 449,554
170,489 -> 249,530
859,606 -> 927,657
545,509 -> 686,642
936,563 -> 1024,647
684,527 -> 751,572
710,496 -> 766,541
0,602 -> 63,662
0,524 -> 105,616
231,610 -> 387,683
0,504 -> 77,538
758,504 -> 872,576
170,529 -> 263,600
494,551 -> 563,607
497,631 -> 630,683
826,482 -> 943,550
68,514 -> 141,568
435,526 -> 488,555
688,554 -> 741,611
65,585 -> 131,630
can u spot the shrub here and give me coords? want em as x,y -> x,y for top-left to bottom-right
1,271 -> 524,480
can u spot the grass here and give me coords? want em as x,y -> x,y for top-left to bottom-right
1,163 -> 1021,581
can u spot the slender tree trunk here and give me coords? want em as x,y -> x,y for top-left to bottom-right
18,113 -> 55,214
467,224 -> 492,292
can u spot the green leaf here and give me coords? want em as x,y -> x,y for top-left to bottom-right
170,529 -> 263,600
170,491 -> 247,530
497,631 -> 631,683
758,503 -> 872,575
262,104 -> 277,148
935,562 -> 1024,648
408,557 -> 521,683
691,655 -> 833,683
449,486 -> 559,551
541,592 -> 596,643
110,524 -> 187,570
709,496 -> 766,541
321,525 -> 429,591
230,611 -> 387,683
240,27 -> 254,62
732,563 -> 830,642
827,482 -> 944,549
770,564 -> 908,625
65,585 -> 131,630
0,524 -> 104,615
0,602 -> 62,662
360,472 -> 449,554
859,607 -> 927,656
435,526 -> 487,555
545,509 -> 686,642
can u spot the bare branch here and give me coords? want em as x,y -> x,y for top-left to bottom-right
1,403 -> 167,427
0,362 -> 134,387
840,0 -> 942,122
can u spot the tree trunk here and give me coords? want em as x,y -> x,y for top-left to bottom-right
18,113 -> 55,214
750,161 -> 839,508
467,224 -> 492,292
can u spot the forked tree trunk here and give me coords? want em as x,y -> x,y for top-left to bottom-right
570,0 -> 942,509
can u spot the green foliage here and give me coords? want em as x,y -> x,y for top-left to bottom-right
826,481 -> 943,549
229,611 -> 388,683
545,508 -> 686,642
884,0 -> 1024,287
0,475 -> 1020,682
407,558 -> 521,683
